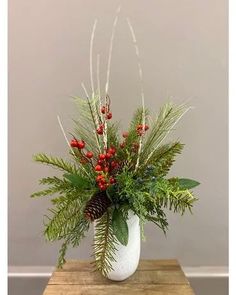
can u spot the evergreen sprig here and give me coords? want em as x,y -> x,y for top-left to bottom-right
33,154 -> 78,174
93,210 -> 118,276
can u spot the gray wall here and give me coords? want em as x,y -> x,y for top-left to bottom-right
9,0 -> 228,268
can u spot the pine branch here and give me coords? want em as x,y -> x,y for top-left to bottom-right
126,107 -> 149,146
107,122 -> 120,148
143,142 -> 184,176
140,103 -> 189,167
93,210 -> 118,276
73,95 -> 101,153
33,154 -> 78,174
31,188 -> 59,198
57,239 -> 69,267
31,177 -> 75,198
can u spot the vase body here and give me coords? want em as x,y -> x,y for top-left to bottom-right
106,211 -> 141,281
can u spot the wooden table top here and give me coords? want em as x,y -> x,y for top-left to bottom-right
43,259 -> 195,295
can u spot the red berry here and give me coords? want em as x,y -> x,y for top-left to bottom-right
111,161 -> 117,168
70,139 -> 78,147
106,112 -> 112,120
144,124 -> 149,131
77,140 -> 85,149
106,153 -> 112,159
108,148 -> 116,155
80,158 -> 88,164
136,124 -> 143,130
122,131 -> 129,138
101,106 -> 106,114
132,142 -> 139,150
99,184 -> 106,191
137,129 -> 145,136
97,159 -> 103,165
95,165 -> 102,172
96,174 -> 103,182
98,178 -> 106,185
97,127 -> 103,135
104,166 -> 109,173
109,177 -> 116,184
99,154 -> 106,160
86,151 -> 93,158
120,142 -> 125,148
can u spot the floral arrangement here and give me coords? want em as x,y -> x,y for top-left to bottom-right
31,15 -> 199,277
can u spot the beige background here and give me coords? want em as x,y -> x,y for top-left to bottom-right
9,0 -> 228,267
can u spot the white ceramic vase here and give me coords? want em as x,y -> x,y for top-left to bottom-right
106,210 -> 141,281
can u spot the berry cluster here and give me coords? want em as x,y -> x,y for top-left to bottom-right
70,139 -> 94,164
96,105 -> 113,135
70,113 -> 149,192
136,124 -> 149,136
95,147 -> 119,190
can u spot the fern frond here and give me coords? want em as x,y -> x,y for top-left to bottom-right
33,154 -> 78,174
93,210 -> 118,276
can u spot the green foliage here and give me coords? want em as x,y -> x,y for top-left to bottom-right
120,108 -> 149,168
33,154 -> 78,174
150,178 -> 198,215
31,160 -> 93,268
72,95 -> 101,153
178,178 -> 200,189
32,99 -> 199,276
115,169 -> 197,233
93,210 -> 118,276
107,122 -> 120,148
141,142 -> 184,176
138,103 -> 189,170
57,218 -> 90,267
31,176 -> 75,198
63,173 -> 93,189
112,208 -> 129,246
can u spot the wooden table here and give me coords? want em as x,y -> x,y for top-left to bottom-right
43,259 -> 195,295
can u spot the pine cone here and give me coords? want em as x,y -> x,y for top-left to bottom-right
84,191 -> 111,221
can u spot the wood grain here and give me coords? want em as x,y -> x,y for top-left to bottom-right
43,260 -> 195,295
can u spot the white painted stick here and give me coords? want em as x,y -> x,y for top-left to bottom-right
57,115 -> 75,155
89,19 -> 98,98
96,54 -> 101,100
126,18 -> 145,172
105,5 -> 121,95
